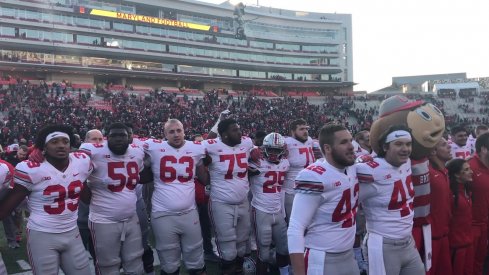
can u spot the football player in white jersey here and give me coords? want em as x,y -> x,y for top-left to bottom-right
77,129 -> 104,264
0,125 -> 93,275
357,125 -> 424,275
288,124 -> 359,275
249,133 -> 290,275
144,119 -> 208,275
203,118 -> 254,275
468,125 -> 489,155
79,122 -> 146,275
283,119 -> 315,223
449,125 -> 471,159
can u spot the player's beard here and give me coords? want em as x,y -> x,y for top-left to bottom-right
108,142 -> 130,155
331,148 -> 355,167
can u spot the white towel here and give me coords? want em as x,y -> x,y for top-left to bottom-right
306,248 -> 326,275
367,232 -> 387,275
422,224 -> 432,272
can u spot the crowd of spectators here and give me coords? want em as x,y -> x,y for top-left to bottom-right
0,80 -> 486,148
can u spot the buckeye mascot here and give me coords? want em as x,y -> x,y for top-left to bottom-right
369,95 -> 445,273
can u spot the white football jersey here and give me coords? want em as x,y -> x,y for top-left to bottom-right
144,139 -> 205,213
450,142 -> 471,159
357,158 -> 414,239
291,159 -> 358,252
79,142 -> 144,223
352,140 -> 370,158
250,159 -> 290,214
6,143 -> 19,154
132,137 -> 150,199
14,154 -> 93,233
466,135 -> 476,155
203,137 -> 253,204
0,162 -> 12,190
283,136 -> 315,194
132,137 -> 150,147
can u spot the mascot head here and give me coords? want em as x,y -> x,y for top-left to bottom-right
370,95 -> 445,159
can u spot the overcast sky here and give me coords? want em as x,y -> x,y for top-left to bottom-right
199,0 -> 489,92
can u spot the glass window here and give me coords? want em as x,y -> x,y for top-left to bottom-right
1,7 -> 16,18
0,26 -> 15,37
77,35 -> 99,44
19,29 -> 41,40
276,43 -> 300,51
52,32 -> 73,43
210,68 -> 235,76
42,13 -> 52,22
89,19 -> 105,29
250,40 -> 272,49
25,10 -> 42,21
150,27 -> 161,36
75,17 -> 90,27
136,25 -> 150,34
114,22 -> 133,32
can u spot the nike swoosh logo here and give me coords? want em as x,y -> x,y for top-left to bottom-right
73,173 -> 80,176
395,134 -> 407,138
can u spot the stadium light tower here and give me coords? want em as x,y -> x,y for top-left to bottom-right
230,1 -> 247,39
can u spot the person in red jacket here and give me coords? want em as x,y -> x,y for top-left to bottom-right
428,137 -> 453,275
467,132 -> 489,275
446,158 -> 473,275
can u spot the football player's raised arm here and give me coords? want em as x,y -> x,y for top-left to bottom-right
288,192 -> 322,275
0,184 -> 29,220
206,109 -> 231,139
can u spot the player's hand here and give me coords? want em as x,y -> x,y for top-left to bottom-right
249,147 -> 263,165
28,147 -> 44,163
219,109 -> 231,120
356,154 -> 373,163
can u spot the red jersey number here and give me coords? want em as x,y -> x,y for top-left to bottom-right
332,183 -> 359,228
388,176 -> 414,217
43,180 -> 83,214
299,147 -> 315,167
107,161 -> 140,192
220,153 -> 248,179
263,171 -> 286,193
160,156 -> 194,183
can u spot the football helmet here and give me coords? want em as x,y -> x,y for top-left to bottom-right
243,256 -> 256,275
262,133 -> 286,163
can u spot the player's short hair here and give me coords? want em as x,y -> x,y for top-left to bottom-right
85,129 -> 102,142
107,122 -> 129,135
451,125 -> 467,136
318,123 -> 348,155
254,130 -> 267,140
19,145 -> 28,152
164,119 -> 183,132
193,134 -> 203,141
289,118 -> 307,132
354,130 -> 369,142
475,132 -> 489,154
34,124 -> 76,150
476,125 -> 489,136
377,124 -> 411,158
218,118 -> 238,136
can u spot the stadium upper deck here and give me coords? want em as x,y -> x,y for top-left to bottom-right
0,0 -> 353,94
